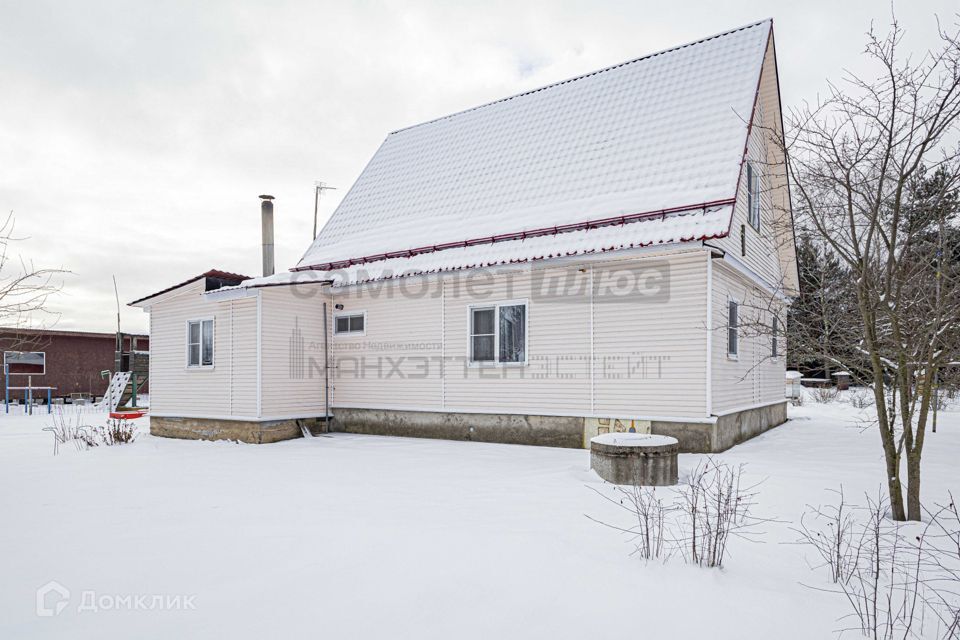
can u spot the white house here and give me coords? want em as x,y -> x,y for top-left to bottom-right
131,19 -> 798,452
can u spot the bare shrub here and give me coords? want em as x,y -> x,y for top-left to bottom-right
43,413 -> 138,454
675,459 -> 766,569
924,495 -> 960,638
811,386 -> 839,404
588,459 -> 768,569
93,419 -> 138,446
43,410 -> 97,455
586,484 -> 674,561
794,487 -> 863,584
847,387 -> 875,409
798,489 -> 960,639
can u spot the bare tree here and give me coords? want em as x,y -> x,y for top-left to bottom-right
787,15 -> 960,521
0,211 -> 65,339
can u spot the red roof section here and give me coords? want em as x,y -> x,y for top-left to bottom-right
129,269 -> 250,306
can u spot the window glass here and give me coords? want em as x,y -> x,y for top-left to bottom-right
187,321 -> 201,366
727,301 -> 739,356
335,314 -> 364,335
470,308 -> 495,362
748,163 -> 761,230
772,316 -> 779,358
498,304 -> 526,363
469,304 -> 527,364
201,319 -> 214,366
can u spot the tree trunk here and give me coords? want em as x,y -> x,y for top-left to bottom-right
881,428 -> 907,521
873,379 -> 906,521
907,372 -> 935,521
906,452 -> 921,521
859,288 -> 907,521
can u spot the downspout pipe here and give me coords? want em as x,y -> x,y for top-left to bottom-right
323,301 -> 330,431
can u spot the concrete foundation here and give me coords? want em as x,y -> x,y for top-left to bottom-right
150,416 -> 327,444
333,402 -> 788,452
149,401 -> 787,451
712,401 -> 789,451
331,408 -> 584,448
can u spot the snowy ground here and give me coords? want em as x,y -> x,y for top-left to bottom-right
0,396 -> 957,639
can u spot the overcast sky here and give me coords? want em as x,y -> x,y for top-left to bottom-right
1,0 -> 955,333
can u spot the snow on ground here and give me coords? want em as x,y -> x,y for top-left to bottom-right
0,396 -> 957,639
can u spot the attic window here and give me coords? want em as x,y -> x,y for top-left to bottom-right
334,312 -> 366,336
747,163 -> 761,231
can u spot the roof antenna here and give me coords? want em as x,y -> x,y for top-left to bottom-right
313,181 -> 337,241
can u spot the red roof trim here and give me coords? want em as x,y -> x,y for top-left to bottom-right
314,228 -> 731,287
292,199 -> 737,273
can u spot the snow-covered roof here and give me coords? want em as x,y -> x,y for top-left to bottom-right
216,204 -> 730,291
296,20 -> 771,272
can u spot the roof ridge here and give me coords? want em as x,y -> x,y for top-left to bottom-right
389,18 -> 772,136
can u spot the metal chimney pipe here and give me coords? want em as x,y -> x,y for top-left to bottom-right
260,195 -> 275,277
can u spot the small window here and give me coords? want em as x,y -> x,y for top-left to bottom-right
772,316 -> 779,358
334,312 -> 365,335
469,301 -> 527,365
740,224 -> 747,257
187,319 -> 214,367
727,301 -> 739,357
747,163 -> 761,231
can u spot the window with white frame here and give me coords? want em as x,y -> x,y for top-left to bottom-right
727,300 -> 739,357
187,319 -> 214,367
469,301 -> 527,364
772,316 -> 779,358
334,312 -> 365,335
747,162 -> 761,231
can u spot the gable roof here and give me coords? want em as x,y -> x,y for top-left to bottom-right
296,19 -> 772,273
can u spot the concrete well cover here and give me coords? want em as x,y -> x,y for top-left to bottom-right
590,433 -> 678,447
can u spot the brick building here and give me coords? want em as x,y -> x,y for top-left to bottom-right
0,328 -> 148,403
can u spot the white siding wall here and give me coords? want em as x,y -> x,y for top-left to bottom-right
593,251 -> 707,418
229,297 -> 258,417
147,281 -> 258,418
325,249 -> 709,419
441,264 -> 591,414
707,38 -> 790,414
710,260 -> 786,414
259,285 -> 329,418
147,256 -> 783,421
328,280 -> 442,410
